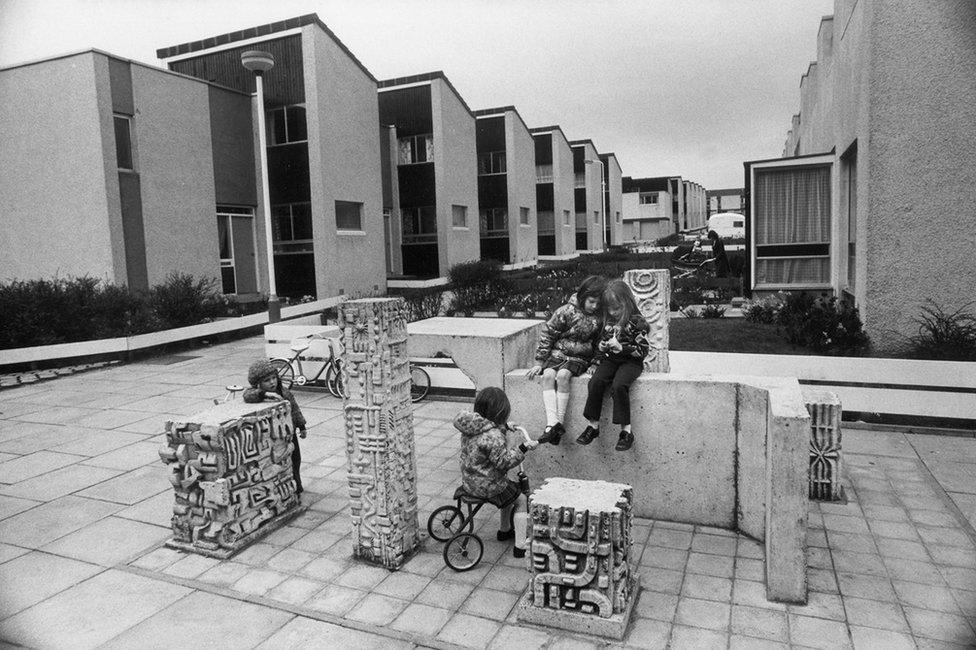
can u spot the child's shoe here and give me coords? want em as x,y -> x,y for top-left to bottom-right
615,430 -> 634,451
496,529 -> 515,541
513,547 -> 526,558
576,426 -> 599,445
539,422 -> 564,445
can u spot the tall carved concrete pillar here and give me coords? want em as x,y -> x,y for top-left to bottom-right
623,269 -> 670,372
340,297 -> 420,569
517,477 -> 639,639
804,389 -> 844,501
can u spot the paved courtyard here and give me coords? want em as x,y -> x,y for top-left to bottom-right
1,335 -> 974,648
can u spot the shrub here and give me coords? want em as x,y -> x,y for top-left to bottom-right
700,304 -> 726,319
742,293 -> 785,324
403,290 -> 443,322
656,233 -> 681,247
777,292 -> 869,355
905,301 -> 976,361
148,272 -> 226,329
448,259 -> 503,289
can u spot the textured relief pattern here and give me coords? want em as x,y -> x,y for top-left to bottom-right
340,297 -> 420,570
623,269 -> 670,373
158,400 -> 299,555
528,478 -> 635,618
806,394 -> 843,501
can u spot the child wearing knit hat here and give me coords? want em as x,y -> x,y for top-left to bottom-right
243,359 -> 308,494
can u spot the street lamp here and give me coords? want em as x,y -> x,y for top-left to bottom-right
241,50 -> 280,323
584,158 -> 607,251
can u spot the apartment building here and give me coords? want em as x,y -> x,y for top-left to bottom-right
682,180 -> 707,232
0,49 -> 257,295
707,188 -> 745,216
530,126 -> 576,258
569,140 -> 606,252
157,14 -> 386,299
750,0 -> 976,348
377,72 -> 479,280
473,107 -> 537,268
599,153 -> 624,246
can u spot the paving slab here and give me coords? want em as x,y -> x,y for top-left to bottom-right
0,494 -> 41,521
255,615 -> 413,650
0,463 -> 123,501
76,464 -> 169,505
0,551 -> 103,618
81,440 -> 163,471
0,569 -> 191,649
50,429 -> 147,457
0,422 -> 87,453
0,450 -> 86,484
0,494 -> 123,548
41,516 -> 170,566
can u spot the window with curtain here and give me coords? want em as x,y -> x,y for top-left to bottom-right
754,164 -> 831,286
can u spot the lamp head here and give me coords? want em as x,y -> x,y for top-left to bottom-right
241,50 -> 275,74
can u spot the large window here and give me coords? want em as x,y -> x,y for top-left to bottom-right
480,208 -> 508,236
398,134 -> 434,165
402,206 -> 437,244
842,143 -> 857,291
478,151 -> 506,175
335,200 -> 363,231
267,105 -> 307,145
114,115 -> 133,170
452,205 -> 468,228
271,202 -> 313,253
753,162 -> 831,287
216,206 -> 256,294
538,211 -> 555,234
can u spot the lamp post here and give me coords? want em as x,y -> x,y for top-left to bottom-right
584,158 -> 607,251
241,50 -> 280,323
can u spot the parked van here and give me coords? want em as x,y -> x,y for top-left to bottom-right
707,212 -> 745,239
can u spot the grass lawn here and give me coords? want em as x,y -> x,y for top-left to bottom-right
670,318 -> 815,355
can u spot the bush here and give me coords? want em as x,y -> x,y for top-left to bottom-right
656,233 -> 682,247
742,293 -> 785,324
777,292 -> 869,355
403,290 -> 443,322
148,272 -> 227,329
448,259 -> 507,315
448,259 -> 503,289
905,301 -> 976,361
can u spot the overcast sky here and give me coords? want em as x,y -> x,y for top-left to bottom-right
0,0 -> 834,189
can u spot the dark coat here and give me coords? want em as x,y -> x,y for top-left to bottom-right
243,381 -> 306,430
594,313 -> 651,364
455,411 -> 524,498
535,299 -> 603,365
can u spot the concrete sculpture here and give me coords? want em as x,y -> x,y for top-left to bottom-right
158,400 -> 303,558
517,477 -> 639,639
340,297 -> 420,569
804,389 -> 844,500
622,269 -> 670,372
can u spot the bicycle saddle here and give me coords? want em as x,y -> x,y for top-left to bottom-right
453,486 -> 486,504
289,339 -> 311,353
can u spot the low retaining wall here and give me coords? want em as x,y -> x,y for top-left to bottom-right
507,370 -> 810,603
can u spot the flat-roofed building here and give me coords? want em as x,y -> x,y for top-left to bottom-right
378,71 -> 479,280
473,106 -> 537,269
530,126 -> 577,259
707,188 -> 745,217
622,176 -> 674,243
158,14 -> 386,299
600,152 -> 624,246
569,140 -> 606,252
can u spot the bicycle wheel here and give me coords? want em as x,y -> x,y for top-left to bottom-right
269,358 -> 295,389
427,505 -> 465,542
443,532 -> 483,572
410,365 -> 431,402
325,362 -> 346,399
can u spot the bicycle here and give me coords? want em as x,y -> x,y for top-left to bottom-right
270,334 -> 432,402
427,427 -> 533,571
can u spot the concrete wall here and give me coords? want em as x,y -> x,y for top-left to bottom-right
552,131 -> 577,255
304,24 -> 386,297
605,155 -> 623,245
506,112 -> 538,266
0,52 -> 122,283
432,79 -> 479,276
380,124 -> 403,276
581,143 -> 603,250
130,63 -> 220,287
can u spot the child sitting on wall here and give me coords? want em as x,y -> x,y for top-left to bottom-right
455,387 -> 539,549
243,359 -> 307,494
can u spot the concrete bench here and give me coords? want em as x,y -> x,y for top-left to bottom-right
508,370 -> 810,604
407,317 -> 543,390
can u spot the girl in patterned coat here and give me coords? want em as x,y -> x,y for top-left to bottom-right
243,359 -> 307,494
527,275 -> 606,445
577,280 -> 650,451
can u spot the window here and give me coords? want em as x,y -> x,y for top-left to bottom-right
478,151 -> 506,175
537,211 -> 554,234
520,207 -> 530,226
480,208 -> 507,235
216,206 -> 256,294
271,202 -> 314,253
843,142 -> 858,290
335,200 -> 363,231
398,134 -> 433,165
536,164 -> 553,183
114,115 -> 133,170
452,205 -> 467,228
563,210 -> 571,226
574,172 -> 585,189
594,210 -> 599,224
639,192 -> 658,205
267,105 -> 307,145
402,206 -> 437,244
616,211 -> 621,224
733,220 -> 744,228
753,163 -> 831,286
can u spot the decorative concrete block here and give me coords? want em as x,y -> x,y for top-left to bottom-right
803,389 -> 843,501
516,477 -> 639,639
623,269 -> 670,373
340,297 -> 420,570
158,400 -> 304,558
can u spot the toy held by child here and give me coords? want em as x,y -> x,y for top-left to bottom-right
455,386 -> 539,553
577,280 -> 650,451
243,359 -> 308,494
526,275 -> 606,445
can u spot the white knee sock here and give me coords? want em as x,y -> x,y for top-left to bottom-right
542,389 -> 558,427
556,391 -> 570,424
